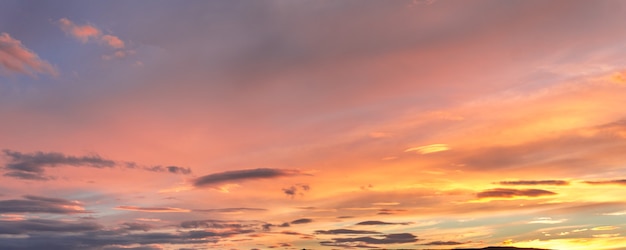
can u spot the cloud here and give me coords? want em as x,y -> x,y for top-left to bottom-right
115,206 -> 190,213
0,195 -> 87,214
180,219 -> 262,230
315,229 -> 381,235
498,180 -> 570,186
476,188 -> 557,199
121,222 -> 154,232
282,183 -> 310,198
58,18 -> 101,43
194,207 -> 266,213
584,179 -> 626,185
290,218 -> 313,224
404,144 -> 449,154
193,168 -> 302,188
58,18 -> 131,59
355,220 -> 412,226
0,32 -> 57,76
330,233 -> 418,244
2,150 -> 192,180
420,240 -> 465,245
0,219 -> 102,234
144,165 -> 192,175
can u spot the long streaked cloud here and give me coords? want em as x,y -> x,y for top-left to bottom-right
193,168 -> 302,188
329,233 -> 418,245
115,206 -> 190,213
0,195 -> 88,214
584,179 -> 626,185
476,188 -> 557,199
315,229 -> 382,235
1,149 -> 191,181
0,219 -> 102,234
355,220 -> 412,226
498,180 -> 570,186
0,32 -> 57,76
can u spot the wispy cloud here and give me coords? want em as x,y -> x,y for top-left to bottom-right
193,168 -> 302,188
329,233 -> 418,245
1,149 -> 191,181
0,33 -> 57,76
584,179 -> 626,185
282,183 -> 310,198
0,195 -> 88,214
476,188 -> 557,199
355,221 -> 412,226
290,218 -> 313,224
115,206 -> 190,213
404,144 -> 449,154
498,180 -> 570,186
315,229 -> 382,235
58,18 -> 130,59
0,219 -> 102,234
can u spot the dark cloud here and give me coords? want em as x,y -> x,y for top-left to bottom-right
290,218 -> 312,224
121,222 -> 153,232
330,233 -> 418,245
0,195 -> 88,214
584,179 -> 626,185
1,150 -> 191,180
0,219 -> 102,234
282,183 -> 310,198
180,219 -> 263,230
193,168 -> 302,187
315,229 -> 381,235
476,188 -> 557,199
144,165 -> 191,175
421,240 -> 465,245
2,149 -> 115,173
355,221 -> 411,226
498,180 -> 569,186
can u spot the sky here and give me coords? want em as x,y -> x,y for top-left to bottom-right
2,0 -> 626,249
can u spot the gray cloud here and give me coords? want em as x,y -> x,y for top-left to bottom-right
180,219 -> 263,231
421,240 -> 465,245
144,165 -> 192,175
584,179 -> 626,185
315,229 -> 381,235
282,183 -> 310,198
498,180 -> 569,186
290,218 -> 312,224
0,195 -> 88,214
121,222 -> 154,232
476,188 -> 557,199
0,219 -> 102,234
193,168 -> 301,187
330,233 -> 418,245
2,150 -> 191,180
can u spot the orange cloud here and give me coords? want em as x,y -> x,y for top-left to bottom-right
101,34 -> 125,49
0,33 -> 57,76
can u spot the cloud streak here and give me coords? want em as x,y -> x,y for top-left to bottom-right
0,195 -> 87,214
115,206 -> 190,213
498,180 -> 570,186
0,32 -> 57,76
476,188 -> 557,199
193,168 -> 302,188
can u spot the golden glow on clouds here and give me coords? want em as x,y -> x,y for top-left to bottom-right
404,144 -> 450,154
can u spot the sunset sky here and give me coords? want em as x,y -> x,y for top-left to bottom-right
2,1 -> 626,249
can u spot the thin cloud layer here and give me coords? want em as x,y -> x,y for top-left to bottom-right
476,188 -> 557,199
329,233 -> 418,245
1,149 -> 191,180
58,17 -> 130,59
0,32 -> 57,76
498,180 -> 570,186
193,168 -> 302,187
115,206 -> 190,213
584,179 -> 626,185
0,195 -> 87,214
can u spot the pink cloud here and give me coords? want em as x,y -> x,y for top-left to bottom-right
58,18 -> 101,43
0,32 -> 57,76
101,34 -> 125,49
